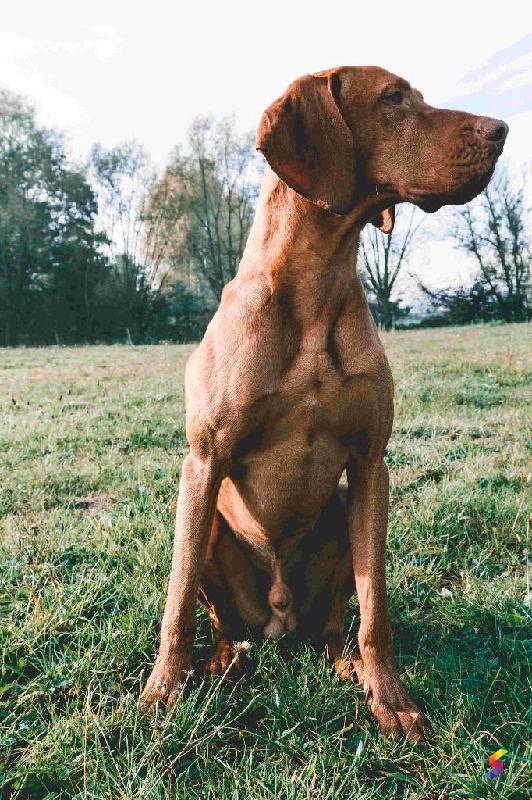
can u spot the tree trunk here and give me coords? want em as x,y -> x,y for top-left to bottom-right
380,296 -> 393,331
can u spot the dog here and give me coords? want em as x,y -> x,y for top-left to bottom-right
141,66 -> 507,741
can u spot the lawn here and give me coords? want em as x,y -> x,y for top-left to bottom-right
1,324 -> 530,799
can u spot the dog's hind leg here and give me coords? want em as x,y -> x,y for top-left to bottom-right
198,576 -> 248,679
200,512 -> 269,675
318,527 -> 362,682
290,486 -> 357,671
320,549 -> 358,676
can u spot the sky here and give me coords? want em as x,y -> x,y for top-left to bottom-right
1,1 -> 531,291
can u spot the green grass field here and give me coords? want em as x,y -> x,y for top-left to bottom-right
1,324 -> 530,799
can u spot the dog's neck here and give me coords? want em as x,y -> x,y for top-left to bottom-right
240,167 -> 391,328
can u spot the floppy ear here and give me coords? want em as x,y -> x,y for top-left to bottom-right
370,206 -> 395,235
256,72 -> 356,214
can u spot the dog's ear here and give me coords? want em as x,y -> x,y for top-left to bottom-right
256,72 -> 356,214
370,206 -> 395,235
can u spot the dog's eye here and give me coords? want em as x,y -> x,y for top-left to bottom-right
386,90 -> 404,106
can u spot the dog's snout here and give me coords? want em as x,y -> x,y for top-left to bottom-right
475,116 -> 509,142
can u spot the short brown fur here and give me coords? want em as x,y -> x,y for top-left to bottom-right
141,66 -> 507,741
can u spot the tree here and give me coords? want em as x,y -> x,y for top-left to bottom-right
157,115 -> 259,302
32,170 -> 108,344
89,141 -> 184,343
152,280 -> 213,343
0,90 -> 104,346
415,280 -> 499,326
449,166 -> 530,321
359,206 -> 422,330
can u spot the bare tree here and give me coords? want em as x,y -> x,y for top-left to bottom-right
158,115 -> 259,302
359,206 -> 423,329
89,141 -> 184,341
450,166 -> 530,321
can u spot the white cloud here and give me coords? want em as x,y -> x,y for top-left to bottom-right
0,28 -> 121,61
460,51 -> 532,95
0,55 -> 84,127
85,27 -> 122,60
505,110 -> 532,175
0,27 -> 122,127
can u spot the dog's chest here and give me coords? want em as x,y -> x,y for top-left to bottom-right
220,326 -> 387,534
275,346 -> 364,432
235,348 -> 368,479
227,375 -> 352,535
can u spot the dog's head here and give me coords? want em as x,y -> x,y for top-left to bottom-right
257,66 -> 508,230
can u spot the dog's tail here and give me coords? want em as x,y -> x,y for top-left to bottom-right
230,527 -> 296,638
268,559 -> 292,612
264,558 -> 296,639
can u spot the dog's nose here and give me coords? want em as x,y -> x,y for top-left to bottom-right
475,116 -> 509,142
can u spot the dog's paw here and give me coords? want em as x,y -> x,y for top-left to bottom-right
140,658 -> 190,712
360,661 -> 430,743
369,697 -> 428,743
333,654 -> 365,683
205,640 -> 245,677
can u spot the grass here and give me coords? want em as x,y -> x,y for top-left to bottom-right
0,323 -> 530,799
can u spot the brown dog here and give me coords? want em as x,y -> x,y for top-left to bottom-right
141,66 -> 507,740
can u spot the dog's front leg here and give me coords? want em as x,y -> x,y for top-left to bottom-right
141,452 -> 221,708
347,457 -> 428,741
